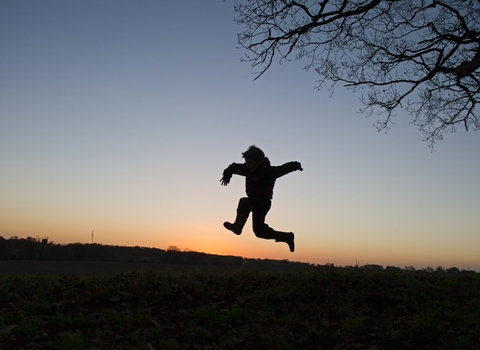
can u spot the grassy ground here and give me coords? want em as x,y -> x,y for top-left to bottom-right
1,268 -> 480,349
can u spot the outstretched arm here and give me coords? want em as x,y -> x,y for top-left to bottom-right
272,161 -> 303,178
219,162 -> 249,186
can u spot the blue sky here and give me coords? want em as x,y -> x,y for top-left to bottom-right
1,0 -> 479,270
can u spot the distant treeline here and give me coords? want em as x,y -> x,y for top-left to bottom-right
0,236 -> 475,273
0,236 -> 312,270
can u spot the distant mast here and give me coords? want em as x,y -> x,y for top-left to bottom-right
91,230 -> 94,243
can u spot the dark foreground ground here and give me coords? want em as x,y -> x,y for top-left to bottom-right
1,262 -> 480,349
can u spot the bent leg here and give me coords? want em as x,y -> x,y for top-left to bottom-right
251,199 -> 295,251
236,197 -> 252,217
223,198 -> 251,235
251,199 -> 276,240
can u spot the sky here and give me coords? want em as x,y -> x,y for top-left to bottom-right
1,0 -> 479,271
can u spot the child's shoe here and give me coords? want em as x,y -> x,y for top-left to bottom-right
223,214 -> 248,235
275,232 -> 295,252
223,221 -> 242,235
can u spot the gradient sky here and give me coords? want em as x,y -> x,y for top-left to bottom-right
2,1 -> 479,270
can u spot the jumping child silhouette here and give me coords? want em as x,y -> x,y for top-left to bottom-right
220,145 -> 303,252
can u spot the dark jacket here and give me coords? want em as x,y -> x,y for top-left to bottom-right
222,157 -> 301,199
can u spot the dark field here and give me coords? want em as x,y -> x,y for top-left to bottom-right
1,262 -> 480,349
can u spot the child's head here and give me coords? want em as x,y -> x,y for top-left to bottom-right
242,145 -> 265,171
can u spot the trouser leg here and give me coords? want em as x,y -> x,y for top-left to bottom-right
251,199 -> 276,240
251,199 -> 295,252
223,198 -> 250,235
225,197 -> 295,252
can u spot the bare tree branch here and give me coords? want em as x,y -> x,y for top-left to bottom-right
233,0 -> 480,147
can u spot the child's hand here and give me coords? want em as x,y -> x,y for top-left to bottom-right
296,162 -> 303,171
220,169 -> 232,186
220,176 -> 230,186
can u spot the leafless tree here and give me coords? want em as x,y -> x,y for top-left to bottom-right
233,0 -> 480,147
167,245 -> 181,252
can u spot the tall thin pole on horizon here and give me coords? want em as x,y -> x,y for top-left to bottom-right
91,230 -> 94,243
